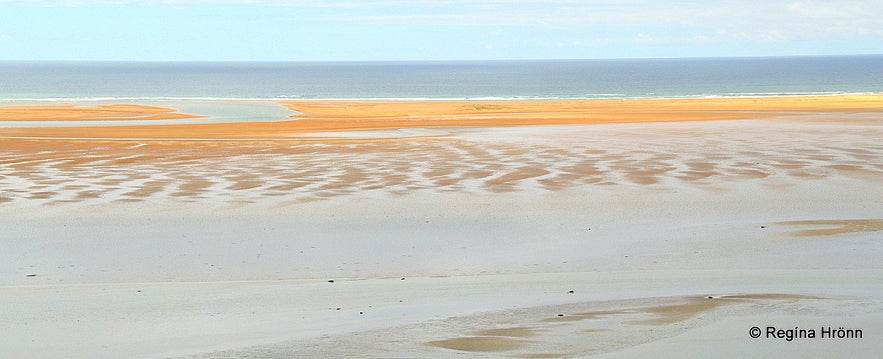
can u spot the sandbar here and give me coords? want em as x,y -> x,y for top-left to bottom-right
0,104 -> 203,121
0,95 -> 881,139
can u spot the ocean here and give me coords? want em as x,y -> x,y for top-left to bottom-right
0,55 -> 881,101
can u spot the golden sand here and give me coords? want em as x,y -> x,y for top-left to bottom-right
1,95 -> 881,139
0,104 -> 203,121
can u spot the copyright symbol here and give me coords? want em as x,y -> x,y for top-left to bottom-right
749,327 -> 762,338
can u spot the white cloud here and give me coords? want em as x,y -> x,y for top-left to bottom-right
0,0 -> 598,5
685,1 -> 883,41
0,34 -> 10,40
786,1 -> 866,19
636,33 -> 655,43
2,0 -> 881,44
0,0 -> 483,6
346,1 -> 883,43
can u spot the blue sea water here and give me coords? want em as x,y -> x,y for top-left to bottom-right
0,55 -> 881,101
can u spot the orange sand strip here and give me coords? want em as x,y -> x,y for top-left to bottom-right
1,95 -> 881,139
285,95 -> 883,118
0,104 -> 203,121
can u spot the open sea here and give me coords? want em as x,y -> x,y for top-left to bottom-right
1,55 -> 881,101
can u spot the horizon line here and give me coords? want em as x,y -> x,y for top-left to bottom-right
1,53 -> 882,64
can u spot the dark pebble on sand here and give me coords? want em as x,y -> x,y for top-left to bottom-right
328,280 -> 335,283
557,313 -> 565,317
568,290 -> 574,294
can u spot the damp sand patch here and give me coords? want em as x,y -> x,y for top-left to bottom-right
774,219 -> 883,237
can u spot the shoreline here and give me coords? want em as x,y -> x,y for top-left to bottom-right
2,91 -> 882,103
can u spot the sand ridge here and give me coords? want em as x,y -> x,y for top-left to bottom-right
0,104 -> 204,121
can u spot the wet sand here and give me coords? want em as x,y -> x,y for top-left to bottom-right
774,219 -> 883,237
1,96 -> 881,358
2,119 -> 881,206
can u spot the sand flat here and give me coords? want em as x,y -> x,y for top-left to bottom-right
1,95 -> 881,358
2,115 -> 881,207
1,270 -> 880,359
172,278 -> 881,359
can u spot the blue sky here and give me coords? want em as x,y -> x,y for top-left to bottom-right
1,0 -> 881,61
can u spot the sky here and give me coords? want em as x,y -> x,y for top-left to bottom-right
0,0 -> 881,61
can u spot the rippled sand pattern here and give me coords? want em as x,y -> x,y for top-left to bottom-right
1,118 -> 881,207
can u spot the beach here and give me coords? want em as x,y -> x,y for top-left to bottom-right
1,96 -> 882,358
